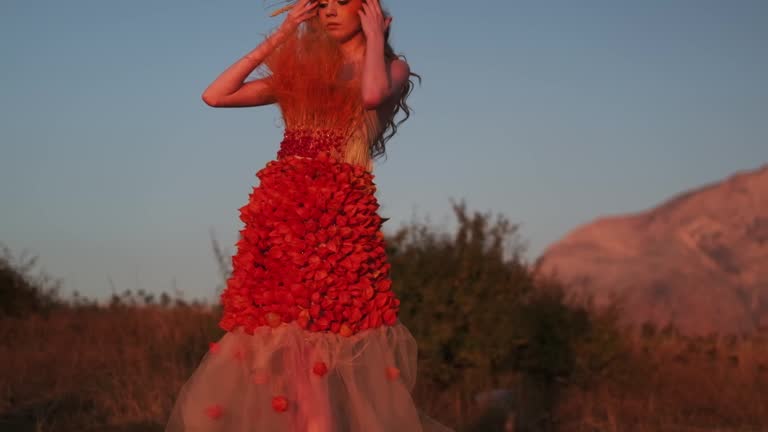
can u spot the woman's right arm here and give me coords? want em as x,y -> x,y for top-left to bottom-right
201,0 -> 318,108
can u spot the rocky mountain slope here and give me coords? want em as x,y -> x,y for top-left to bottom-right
535,164 -> 768,336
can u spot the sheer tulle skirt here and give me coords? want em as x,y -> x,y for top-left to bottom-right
164,320 -> 453,432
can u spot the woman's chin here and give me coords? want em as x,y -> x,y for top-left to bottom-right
324,29 -> 344,39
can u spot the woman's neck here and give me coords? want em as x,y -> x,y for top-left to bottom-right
339,32 -> 366,65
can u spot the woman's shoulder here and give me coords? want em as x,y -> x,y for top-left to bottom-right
389,58 -> 410,76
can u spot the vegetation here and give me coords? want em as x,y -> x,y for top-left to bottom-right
1,201 -> 766,431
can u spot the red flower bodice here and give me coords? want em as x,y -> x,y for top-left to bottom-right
275,127 -> 348,161
218,130 -> 400,337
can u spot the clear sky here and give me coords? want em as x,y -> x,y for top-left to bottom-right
2,0 -> 766,303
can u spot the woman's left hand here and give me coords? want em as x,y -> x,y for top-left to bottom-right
359,0 -> 392,42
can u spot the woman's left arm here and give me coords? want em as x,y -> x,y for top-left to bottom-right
359,0 -> 410,109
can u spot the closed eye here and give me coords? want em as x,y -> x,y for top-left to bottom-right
318,0 -> 350,7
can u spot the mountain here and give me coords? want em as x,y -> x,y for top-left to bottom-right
534,164 -> 768,336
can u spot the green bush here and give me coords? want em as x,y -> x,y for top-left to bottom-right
386,200 -> 627,430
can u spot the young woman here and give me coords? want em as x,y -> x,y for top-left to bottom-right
164,1 -> 452,430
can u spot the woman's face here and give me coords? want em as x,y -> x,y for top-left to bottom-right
317,0 -> 364,43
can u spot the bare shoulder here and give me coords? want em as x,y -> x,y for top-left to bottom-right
390,58 -> 411,79
387,58 -> 411,103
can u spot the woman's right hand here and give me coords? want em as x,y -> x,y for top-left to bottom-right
277,0 -> 319,35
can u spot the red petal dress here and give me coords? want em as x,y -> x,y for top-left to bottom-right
164,21 -> 453,432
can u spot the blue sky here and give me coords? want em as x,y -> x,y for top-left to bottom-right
2,0 -> 766,303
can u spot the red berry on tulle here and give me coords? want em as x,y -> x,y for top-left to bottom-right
385,366 -> 401,381
312,361 -> 329,377
272,395 -> 289,412
205,404 -> 224,419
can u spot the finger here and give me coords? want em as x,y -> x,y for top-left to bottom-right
294,0 -> 308,10
300,10 -> 316,21
370,0 -> 383,16
357,10 -> 368,29
370,3 -> 381,20
362,0 -> 377,18
358,9 -> 368,25
297,3 -> 315,16
301,4 -> 318,16
385,16 -> 392,29
294,0 -> 311,15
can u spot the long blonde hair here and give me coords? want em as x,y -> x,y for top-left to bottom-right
262,1 -> 421,164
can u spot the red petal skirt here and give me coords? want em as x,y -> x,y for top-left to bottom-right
218,152 -> 400,337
